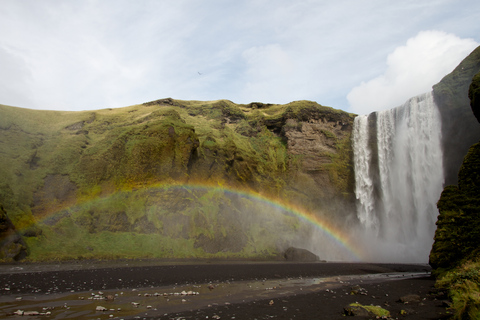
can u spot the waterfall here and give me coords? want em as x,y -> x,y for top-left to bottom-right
352,91 -> 444,262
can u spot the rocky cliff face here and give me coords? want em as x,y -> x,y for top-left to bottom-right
430,71 -> 480,270
0,99 -> 355,261
433,46 -> 480,185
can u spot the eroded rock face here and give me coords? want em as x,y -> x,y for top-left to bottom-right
0,204 -> 27,261
284,118 -> 349,171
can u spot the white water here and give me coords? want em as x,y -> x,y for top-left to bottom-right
352,92 -> 444,262
352,115 -> 376,229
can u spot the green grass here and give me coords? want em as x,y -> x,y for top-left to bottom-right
436,260 -> 480,320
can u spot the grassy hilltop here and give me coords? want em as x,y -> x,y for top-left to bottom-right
0,98 -> 355,261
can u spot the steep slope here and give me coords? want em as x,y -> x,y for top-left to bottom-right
433,45 -> 480,185
0,99 -> 355,260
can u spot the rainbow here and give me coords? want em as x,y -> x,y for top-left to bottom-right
145,181 -> 363,261
36,180 -> 363,261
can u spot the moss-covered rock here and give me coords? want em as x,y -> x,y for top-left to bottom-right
469,71 -> 480,126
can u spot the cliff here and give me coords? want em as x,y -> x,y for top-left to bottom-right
429,71 -> 480,320
433,46 -> 480,185
0,99 -> 355,260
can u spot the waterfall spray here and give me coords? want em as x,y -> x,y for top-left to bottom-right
352,91 -> 444,262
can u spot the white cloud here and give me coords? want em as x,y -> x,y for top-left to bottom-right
347,30 -> 479,115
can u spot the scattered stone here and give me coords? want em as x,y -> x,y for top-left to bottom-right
96,306 -> 107,311
269,300 -> 274,306
399,294 -> 421,304
350,285 -> 368,295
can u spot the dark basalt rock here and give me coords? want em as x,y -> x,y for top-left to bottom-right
284,247 -> 319,262
468,71 -> 480,124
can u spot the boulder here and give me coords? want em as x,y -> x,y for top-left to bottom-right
284,247 -> 319,262
343,305 -> 371,317
344,303 -> 391,318
399,294 -> 421,304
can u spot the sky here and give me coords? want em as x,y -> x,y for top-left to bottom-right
0,1 -> 479,115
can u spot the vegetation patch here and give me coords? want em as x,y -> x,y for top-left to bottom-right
436,260 -> 480,320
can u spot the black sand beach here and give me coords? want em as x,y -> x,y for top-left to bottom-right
0,261 -> 448,319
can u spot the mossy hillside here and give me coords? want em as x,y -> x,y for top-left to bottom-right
0,98 -> 354,261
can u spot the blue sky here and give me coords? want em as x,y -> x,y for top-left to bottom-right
0,0 -> 479,114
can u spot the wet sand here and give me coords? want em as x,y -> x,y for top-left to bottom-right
0,261 -> 448,319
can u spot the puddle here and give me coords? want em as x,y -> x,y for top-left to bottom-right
0,272 -> 428,319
